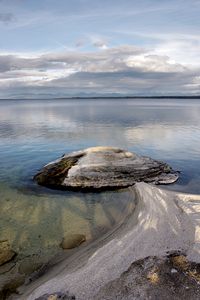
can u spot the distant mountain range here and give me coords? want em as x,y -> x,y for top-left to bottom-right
1,95 -> 200,100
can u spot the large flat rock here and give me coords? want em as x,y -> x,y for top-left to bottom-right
34,147 -> 179,190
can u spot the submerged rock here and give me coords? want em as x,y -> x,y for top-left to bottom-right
18,260 -> 43,275
60,234 -> 86,249
0,240 -> 16,266
34,146 -> 179,190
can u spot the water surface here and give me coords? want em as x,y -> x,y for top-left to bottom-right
0,98 -> 200,270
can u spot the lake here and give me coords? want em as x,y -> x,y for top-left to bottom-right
1,98 -> 200,275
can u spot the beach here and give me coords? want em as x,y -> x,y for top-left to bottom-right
13,182 -> 200,299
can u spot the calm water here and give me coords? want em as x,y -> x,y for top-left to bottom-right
0,98 -> 200,267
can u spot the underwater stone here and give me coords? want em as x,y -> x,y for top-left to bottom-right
60,234 -> 86,250
0,240 -> 16,266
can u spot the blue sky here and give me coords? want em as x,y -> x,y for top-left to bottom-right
0,0 -> 200,98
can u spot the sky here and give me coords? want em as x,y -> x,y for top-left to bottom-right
0,0 -> 200,98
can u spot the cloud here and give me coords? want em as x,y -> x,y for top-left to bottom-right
114,31 -> 200,67
0,12 -> 14,24
91,37 -> 109,50
126,54 -> 186,72
152,39 -> 200,66
75,39 -> 86,48
0,44 -> 199,98
0,45 -> 144,73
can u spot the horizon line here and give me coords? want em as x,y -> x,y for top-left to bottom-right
1,95 -> 200,101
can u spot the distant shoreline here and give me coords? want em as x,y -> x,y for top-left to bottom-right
1,95 -> 200,101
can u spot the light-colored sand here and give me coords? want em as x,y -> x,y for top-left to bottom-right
15,183 -> 200,300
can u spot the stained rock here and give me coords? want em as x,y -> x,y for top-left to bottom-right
34,146 -> 179,190
35,292 -> 75,300
0,240 -> 16,266
60,234 -> 86,250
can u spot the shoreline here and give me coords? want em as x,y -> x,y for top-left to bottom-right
1,96 -> 200,101
13,183 -> 200,299
0,187 -> 135,298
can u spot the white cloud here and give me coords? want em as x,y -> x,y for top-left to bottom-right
125,54 -> 185,72
152,39 -> 200,66
112,30 -> 200,67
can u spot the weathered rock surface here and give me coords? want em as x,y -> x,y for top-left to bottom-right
34,146 -> 179,190
35,292 -> 75,300
95,255 -> 200,300
0,240 -> 16,266
60,234 -> 86,250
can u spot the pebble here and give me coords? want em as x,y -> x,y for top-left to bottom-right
171,268 -> 178,273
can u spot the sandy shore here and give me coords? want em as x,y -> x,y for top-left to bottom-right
13,183 -> 200,299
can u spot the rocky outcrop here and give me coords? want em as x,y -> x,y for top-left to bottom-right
95,255 -> 200,300
34,147 -> 179,190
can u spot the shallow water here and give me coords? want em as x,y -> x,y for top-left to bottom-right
0,98 -> 200,277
